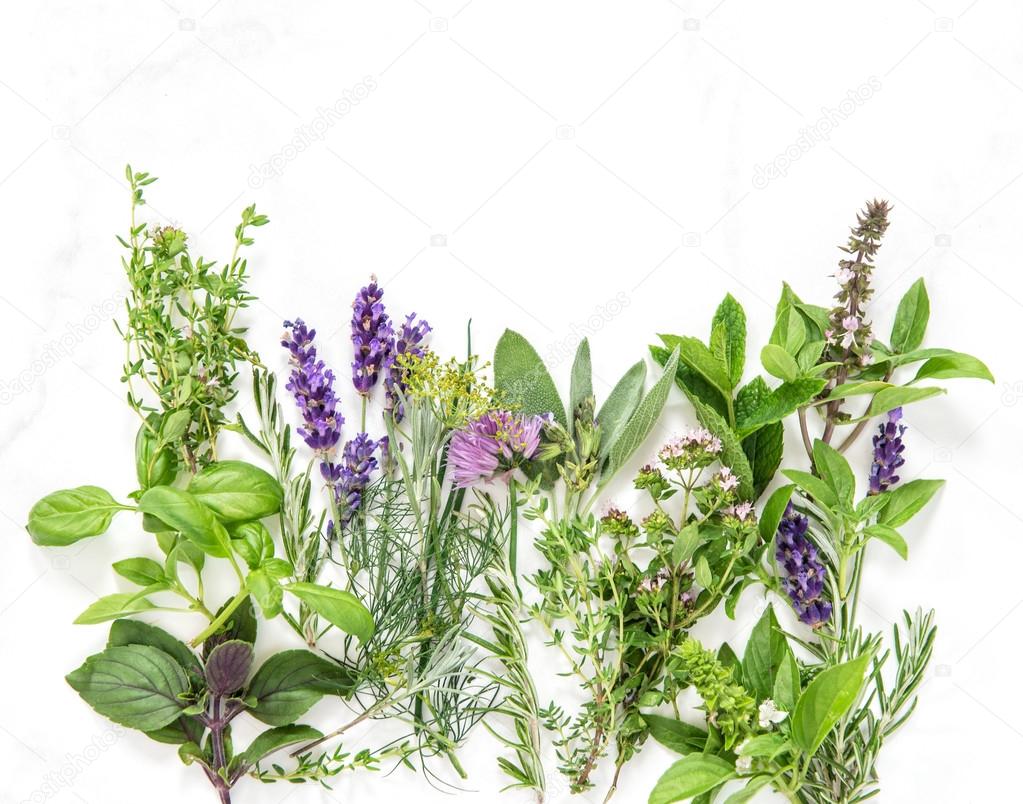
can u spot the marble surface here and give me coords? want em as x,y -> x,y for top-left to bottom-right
1,1 -> 1020,802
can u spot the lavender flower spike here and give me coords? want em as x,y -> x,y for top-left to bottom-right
323,433 -> 379,527
351,276 -> 393,395
385,312 -> 431,420
775,504 -> 831,627
281,319 -> 343,453
448,410 -> 544,488
868,407 -> 906,495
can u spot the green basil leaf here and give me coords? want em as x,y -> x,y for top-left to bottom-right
791,652 -> 871,754
607,347 -> 679,475
761,344 -> 799,383
494,329 -> 567,427
864,523 -> 908,559
596,360 -> 647,459
112,557 -> 167,587
723,775 -> 773,804
879,479 -> 945,527
139,486 -> 231,557
237,724 -> 323,769
247,569 -> 283,619
712,294 -> 746,389
812,440 -> 856,507
135,418 -> 178,490
773,649 -> 800,713
66,644 -> 189,731
231,521 -> 274,569
187,460 -> 283,523
742,605 -> 788,702
649,754 -> 736,804
641,714 -> 707,755
74,593 -> 157,624
911,352 -> 994,384
27,486 -> 127,546
890,278 -> 930,353
737,733 -> 788,758
285,583 -> 374,643
248,650 -> 355,726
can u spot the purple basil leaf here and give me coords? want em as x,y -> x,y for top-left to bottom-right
204,639 -> 254,695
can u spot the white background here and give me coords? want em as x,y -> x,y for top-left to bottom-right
0,1 -> 1018,802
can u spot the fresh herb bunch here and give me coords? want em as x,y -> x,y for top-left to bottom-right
25,170 -> 375,804
646,201 -> 992,804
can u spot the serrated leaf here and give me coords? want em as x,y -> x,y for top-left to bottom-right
652,343 -> 728,418
494,329 -> 567,427
687,394 -> 755,500
712,294 -> 747,389
659,335 -> 730,397
736,378 -> 783,497
735,378 -> 827,438
607,348 -> 679,474
108,619 -> 202,677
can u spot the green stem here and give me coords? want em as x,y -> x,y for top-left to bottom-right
190,589 -> 249,647
509,481 -> 520,596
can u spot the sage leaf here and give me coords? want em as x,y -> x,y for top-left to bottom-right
285,582 -> 374,643
569,338 -> 593,430
139,486 -> 231,558
649,754 -> 735,804
607,347 -> 679,475
248,650 -> 355,726
494,329 -> 567,427
27,486 -> 126,547
791,652 -> 871,754
596,360 -> 646,459
187,460 -> 283,523
66,644 -> 189,731
890,278 -> 930,353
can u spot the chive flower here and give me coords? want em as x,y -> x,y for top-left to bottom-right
775,504 -> 831,627
281,319 -> 343,453
868,407 -> 906,495
447,410 -> 544,488
351,276 -> 393,395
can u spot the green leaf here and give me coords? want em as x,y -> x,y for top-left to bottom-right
652,343 -> 729,419
734,379 -> 827,439
607,348 -> 679,475
761,344 -> 799,383
108,619 -> 203,677
160,409 -> 192,442
66,644 -> 189,731
248,650 -> 355,726
27,486 -> 126,546
781,470 -> 838,510
660,335 -> 730,397
139,486 -> 231,558
856,386 -> 945,420
736,378 -> 783,498
649,754 -> 736,804
641,714 -> 707,755
494,329 -> 567,427
187,460 -> 283,523
773,648 -> 800,712
759,484 -> 795,542
596,360 -> 647,459
879,479 -> 945,527
742,606 -> 788,702
791,653 -> 871,754
112,557 -> 167,587
285,583 -> 374,643
712,294 -> 746,389
911,353 -> 994,384
812,440 -> 855,507
864,524 -> 908,559
672,523 -> 701,565
717,643 -> 741,676
247,569 -> 283,618
737,733 -> 788,758
135,418 -> 177,490
771,302 -> 806,355
569,338 -> 593,430
237,725 -> 323,769
74,593 -> 157,624
231,521 -> 274,570
826,381 -> 894,402
695,555 -> 712,589
203,596 -> 258,656
723,776 -> 773,804
688,394 -> 755,500
890,278 -> 930,353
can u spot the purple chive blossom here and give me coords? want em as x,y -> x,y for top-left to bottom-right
775,504 -> 832,627
447,410 -> 544,488
384,313 -> 431,420
282,319 -> 343,453
869,407 -> 907,495
322,433 -> 379,527
351,277 -> 393,395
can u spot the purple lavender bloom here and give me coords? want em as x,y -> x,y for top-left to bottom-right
323,432 -> 379,527
282,319 -> 343,453
351,277 -> 393,395
384,313 -> 431,420
868,407 -> 907,495
775,504 -> 832,628
447,410 -> 544,488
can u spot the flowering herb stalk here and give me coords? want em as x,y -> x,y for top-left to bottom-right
647,201 -> 992,804
25,170 -> 376,804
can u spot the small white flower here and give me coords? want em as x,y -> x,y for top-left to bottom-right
835,267 -> 856,284
758,698 -> 788,729
735,755 -> 753,774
